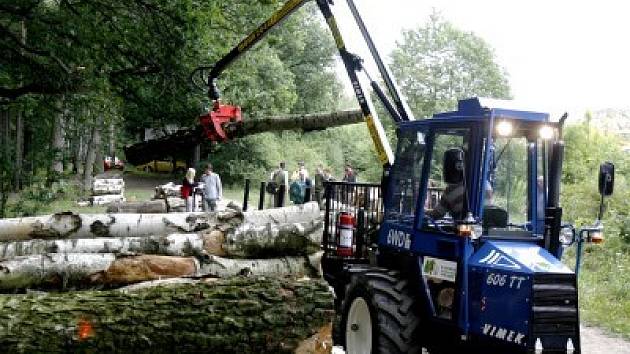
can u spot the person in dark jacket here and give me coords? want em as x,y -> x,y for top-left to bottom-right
342,165 -> 357,183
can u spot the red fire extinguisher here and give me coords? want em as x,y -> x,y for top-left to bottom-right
336,212 -> 356,257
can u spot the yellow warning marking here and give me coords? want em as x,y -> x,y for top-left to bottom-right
365,115 -> 388,165
326,17 -> 345,49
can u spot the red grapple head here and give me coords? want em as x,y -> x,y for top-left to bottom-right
199,102 -> 242,142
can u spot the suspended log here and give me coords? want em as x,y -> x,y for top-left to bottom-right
106,200 -> 167,213
232,109 -> 363,136
0,234 -> 205,259
0,253 -> 317,290
0,277 -> 334,353
124,110 -> 362,166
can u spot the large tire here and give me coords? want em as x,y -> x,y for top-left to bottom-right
340,268 -> 422,354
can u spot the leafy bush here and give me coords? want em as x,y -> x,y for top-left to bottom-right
9,178 -> 80,217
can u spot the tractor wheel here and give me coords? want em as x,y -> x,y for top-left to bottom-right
340,269 -> 422,354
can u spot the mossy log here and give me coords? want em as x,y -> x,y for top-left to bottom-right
0,277 -> 335,353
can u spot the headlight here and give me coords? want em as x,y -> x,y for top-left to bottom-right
496,121 -> 513,136
559,226 -> 575,246
539,125 -> 555,140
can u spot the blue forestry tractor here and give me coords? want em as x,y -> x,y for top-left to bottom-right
191,1 -> 615,352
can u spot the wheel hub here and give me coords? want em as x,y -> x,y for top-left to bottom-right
346,297 -> 372,354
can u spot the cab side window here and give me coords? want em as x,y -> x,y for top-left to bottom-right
423,129 -> 471,224
385,130 -> 425,225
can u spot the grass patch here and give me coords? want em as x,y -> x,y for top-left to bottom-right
564,234 -> 630,338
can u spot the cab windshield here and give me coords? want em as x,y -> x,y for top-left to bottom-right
483,120 -> 557,236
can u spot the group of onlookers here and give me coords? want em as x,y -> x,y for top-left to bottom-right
268,161 -> 358,207
178,161 -> 359,212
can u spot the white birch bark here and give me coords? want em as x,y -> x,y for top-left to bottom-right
200,255 -> 309,278
0,233 -> 204,259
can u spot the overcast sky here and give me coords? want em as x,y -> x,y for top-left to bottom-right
329,0 -> 630,119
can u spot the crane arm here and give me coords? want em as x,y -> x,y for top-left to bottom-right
193,0 -> 397,166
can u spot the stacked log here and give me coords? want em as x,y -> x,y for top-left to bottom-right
90,176 -> 126,205
0,202 -> 332,351
0,202 -> 324,290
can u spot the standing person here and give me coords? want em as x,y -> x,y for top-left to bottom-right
181,168 -> 197,212
291,161 -> 309,182
314,164 -> 325,205
272,161 -> 289,207
342,165 -> 357,183
201,164 -> 222,212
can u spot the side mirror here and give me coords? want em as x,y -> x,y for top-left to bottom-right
598,162 -> 614,196
443,148 -> 465,184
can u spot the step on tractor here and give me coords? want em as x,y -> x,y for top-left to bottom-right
189,1 -> 615,352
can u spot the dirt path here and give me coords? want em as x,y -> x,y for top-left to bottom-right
331,326 -> 630,353
581,326 -> 630,353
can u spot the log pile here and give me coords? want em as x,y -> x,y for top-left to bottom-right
90,176 -> 126,205
0,202 -> 324,290
0,202 -> 332,351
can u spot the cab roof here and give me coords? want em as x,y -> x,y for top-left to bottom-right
432,97 -> 549,122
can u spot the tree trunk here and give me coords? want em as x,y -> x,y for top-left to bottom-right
124,110 -> 362,166
108,120 -> 116,157
192,143 -> 201,169
14,108 -> 23,190
235,109 -> 363,136
0,253 -> 316,290
0,277 -> 334,353
74,123 -> 86,175
200,254 -> 313,278
0,212 -> 213,241
0,107 -> 10,218
0,202 -> 321,243
0,233 -> 205,259
51,99 -> 65,174
106,200 -> 167,213
83,113 -> 103,190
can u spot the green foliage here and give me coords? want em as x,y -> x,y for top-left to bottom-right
390,11 -> 511,118
560,118 -> 630,337
9,177 -> 80,217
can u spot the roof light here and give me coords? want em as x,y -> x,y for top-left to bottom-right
539,125 -> 554,140
496,121 -> 513,136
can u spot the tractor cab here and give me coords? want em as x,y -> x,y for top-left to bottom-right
385,97 -> 556,244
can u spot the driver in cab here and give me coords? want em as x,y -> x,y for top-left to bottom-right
427,148 -> 466,220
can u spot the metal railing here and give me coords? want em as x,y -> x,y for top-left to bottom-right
322,181 -> 384,259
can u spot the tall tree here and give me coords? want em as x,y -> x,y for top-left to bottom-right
390,12 -> 511,118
